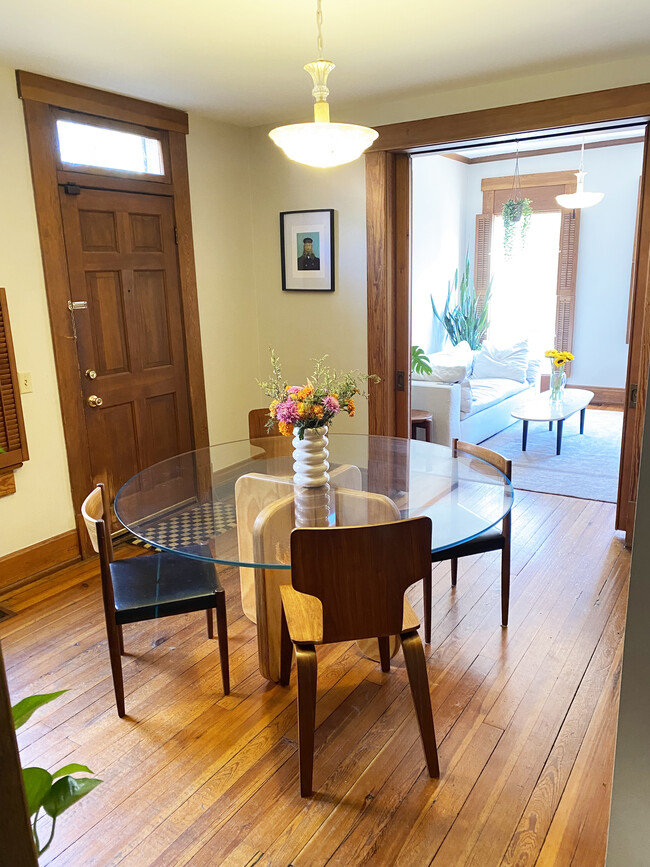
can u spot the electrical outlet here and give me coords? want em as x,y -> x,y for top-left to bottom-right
19,372 -> 32,394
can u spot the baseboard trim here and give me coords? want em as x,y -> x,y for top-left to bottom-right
0,529 -> 81,593
538,377 -> 625,408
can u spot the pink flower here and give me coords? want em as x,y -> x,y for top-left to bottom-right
286,386 -> 301,395
276,400 -> 300,424
322,395 -> 340,415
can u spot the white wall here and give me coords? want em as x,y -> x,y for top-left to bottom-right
461,143 -> 643,386
411,155 -> 468,356
247,136 -> 371,434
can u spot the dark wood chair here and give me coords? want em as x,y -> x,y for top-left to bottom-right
248,408 -> 278,440
279,517 -> 439,796
424,438 -> 512,643
81,484 -> 229,717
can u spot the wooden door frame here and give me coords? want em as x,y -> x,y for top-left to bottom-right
17,72 -> 209,556
366,83 -> 650,537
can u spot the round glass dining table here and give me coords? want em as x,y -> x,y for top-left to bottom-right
115,434 -> 513,681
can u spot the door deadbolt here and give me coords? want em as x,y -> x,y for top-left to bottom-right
85,369 -> 97,380
87,395 -> 103,407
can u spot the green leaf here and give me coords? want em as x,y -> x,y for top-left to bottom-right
42,775 -> 102,819
22,767 -> 53,816
411,345 -> 432,375
51,763 -> 94,779
12,691 -> 67,729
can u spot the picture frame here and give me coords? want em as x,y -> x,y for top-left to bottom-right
280,209 -> 335,292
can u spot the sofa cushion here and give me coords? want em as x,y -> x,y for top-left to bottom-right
465,377 -> 529,417
412,340 -> 473,383
526,356 -> 542,385
472,339 -> 529,383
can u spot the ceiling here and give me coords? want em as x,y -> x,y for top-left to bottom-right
1,0 -> 649,127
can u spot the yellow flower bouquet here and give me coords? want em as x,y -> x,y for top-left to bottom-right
544,349 -> 574,401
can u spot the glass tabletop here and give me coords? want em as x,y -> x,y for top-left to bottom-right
512,388 -> 594,422
114,435 -> 513,569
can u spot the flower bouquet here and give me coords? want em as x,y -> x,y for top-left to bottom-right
258,350 -> 378,440
544,349 -> 574,402
258,350 -> 379,490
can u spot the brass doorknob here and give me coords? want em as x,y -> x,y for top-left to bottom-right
87,395 -> 103,407
85,369 -> 97,380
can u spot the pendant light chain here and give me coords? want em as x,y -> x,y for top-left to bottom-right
316,0 -> 324,59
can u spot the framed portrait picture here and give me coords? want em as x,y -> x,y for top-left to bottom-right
280,209 -> 335,292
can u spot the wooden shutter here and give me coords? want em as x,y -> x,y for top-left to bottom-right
0,289 -> 29,470
474,213 -> 492,318
555,211 -> 580,375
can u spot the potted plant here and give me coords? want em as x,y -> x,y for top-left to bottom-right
431,255 -> 492,351
502,197 -> 532,258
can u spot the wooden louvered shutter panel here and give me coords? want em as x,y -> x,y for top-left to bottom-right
474,213 -> 492,321
0,289 -> 28,470
555,211 -> 580,375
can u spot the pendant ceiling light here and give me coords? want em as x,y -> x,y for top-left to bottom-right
555,140 -> 604,210
269,0 -> 378,168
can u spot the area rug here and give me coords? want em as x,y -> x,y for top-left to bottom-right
127,501 -> 237,551
480,409 -> 623,502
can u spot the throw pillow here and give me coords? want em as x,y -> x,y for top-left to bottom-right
411,340 -> 474,383
526,357 -> 542,385
472,339 -> 529,383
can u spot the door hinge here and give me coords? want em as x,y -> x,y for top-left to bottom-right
174,226 -> 179,245
64,183 -> 81,196
396,370 -> 405,392
630,383 -> 638,409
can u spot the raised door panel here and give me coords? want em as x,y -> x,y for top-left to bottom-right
130,213 -> 163,252
133,270 -> 172,368
87,401 -> 140,496
86,271 -> 130,375
78,209 -> 119,252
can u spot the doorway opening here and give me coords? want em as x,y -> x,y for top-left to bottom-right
410,124 -> 645,504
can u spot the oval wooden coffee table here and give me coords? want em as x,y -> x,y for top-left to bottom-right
511,388 -> 594,455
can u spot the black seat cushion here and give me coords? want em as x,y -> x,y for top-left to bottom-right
431,529 -> 505,563
110,547 -> 221,623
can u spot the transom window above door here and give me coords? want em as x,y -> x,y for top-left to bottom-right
56,119 -> 165,176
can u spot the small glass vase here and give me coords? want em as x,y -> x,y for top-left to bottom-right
550,366 -> 566,403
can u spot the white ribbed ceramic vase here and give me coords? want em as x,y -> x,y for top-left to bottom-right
292,425 -> 330,487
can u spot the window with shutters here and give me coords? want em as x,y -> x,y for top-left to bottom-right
477,171 -> 580,370
0,289 -> 29,471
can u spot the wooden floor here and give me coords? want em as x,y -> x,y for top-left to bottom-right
1,490 -> 628,866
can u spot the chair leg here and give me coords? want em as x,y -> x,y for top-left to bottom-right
117,624 -> 124,655
107,618 -> 125,718
378,636 -> 390,673
451,558 -> 458,587
424,567 -> 432,645
280,605 -> 293,686
214,591 -> 230,695
501,543 -> 511,628
206,608 -> 214,639
295,643 -> 318,797
401,630 -> 439,778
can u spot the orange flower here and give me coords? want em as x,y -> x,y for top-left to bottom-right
347,398 -> 356,418
297,385 -> 314,400
278,421 -> 294,437
269,399 -> 279,418
312,404 -> 324,419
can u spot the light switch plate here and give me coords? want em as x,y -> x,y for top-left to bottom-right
18,372 -> 32,394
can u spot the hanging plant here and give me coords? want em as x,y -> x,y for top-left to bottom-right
502,197 -> 532,258
502,144 -> 533,258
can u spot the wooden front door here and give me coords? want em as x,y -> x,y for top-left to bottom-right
59,186 -> 194,513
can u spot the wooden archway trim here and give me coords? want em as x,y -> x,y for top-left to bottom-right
365,83 -> 650,539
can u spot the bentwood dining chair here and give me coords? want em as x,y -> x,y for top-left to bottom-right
81,484 -> 230,717
248,408 -> 278,440
279,517 -> 439,796
424,438 -> 512,642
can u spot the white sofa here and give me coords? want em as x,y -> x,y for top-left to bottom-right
411,340 -> 540,446
412,376 -> 534,446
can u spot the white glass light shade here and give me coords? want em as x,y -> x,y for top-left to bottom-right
269,121 -> 379,168
556,171 -> 604,210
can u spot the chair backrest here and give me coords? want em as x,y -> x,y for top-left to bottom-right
249,408 -> 278,440
80,483 -> 114,564
289,517 -> 432,644
453,438 -> 512,482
